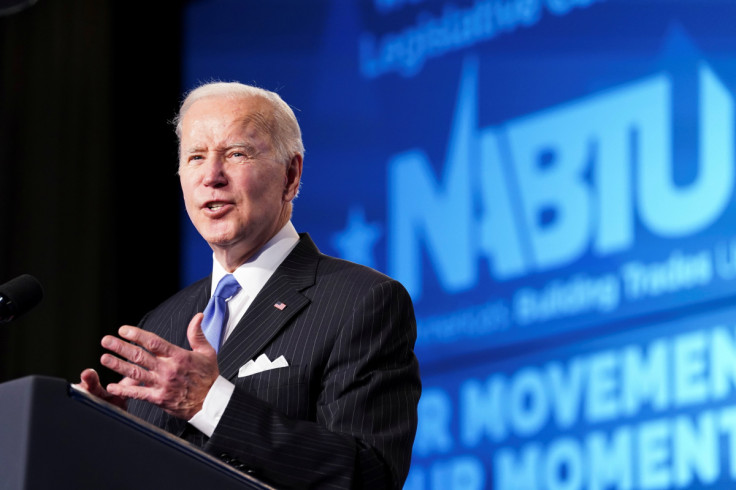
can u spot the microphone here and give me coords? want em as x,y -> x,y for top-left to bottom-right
0,274 -> 44,324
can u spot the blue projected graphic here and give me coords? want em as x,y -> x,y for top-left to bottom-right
411,309 -> 736,489
181,1 -> 736,488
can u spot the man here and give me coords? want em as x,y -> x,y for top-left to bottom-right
78,82 -> 421,489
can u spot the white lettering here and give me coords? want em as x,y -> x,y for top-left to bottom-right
709,326 -> 736,400
637,419 -> 671,489
460,376 -> 507,445
674,330 -> 709,406
543,438 -> 584,490
388,60 -> 478,300
586,428 -> 634,490
414,389 -> 454,456
388,58 -> 734,302
673,412 -> 719,486
620,249 -> 713,300
638,64 -> 734,237
621,340 -> 670,415
585,350 -> 620,423
495,445 -> 540,490
509,367 -> 549,436
431,456 -> 486,490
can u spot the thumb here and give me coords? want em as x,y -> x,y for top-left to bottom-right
77,368 -> 101,393
79,368 -> 100,386
187,313 -> 213,353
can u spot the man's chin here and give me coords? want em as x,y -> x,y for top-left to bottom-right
199,228 -> 238,247
205,236 -> 237,248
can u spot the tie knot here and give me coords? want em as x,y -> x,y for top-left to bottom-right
213,274 -> 241,300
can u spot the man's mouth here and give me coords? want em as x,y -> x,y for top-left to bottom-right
203,201 -> 232,214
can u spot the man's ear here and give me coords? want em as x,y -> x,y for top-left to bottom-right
284,153 -> 303,202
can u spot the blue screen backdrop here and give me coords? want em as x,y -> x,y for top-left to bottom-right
181,1 -> 736,488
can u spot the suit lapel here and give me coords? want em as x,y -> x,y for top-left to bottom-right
217,234 -> 320,380
173,279 -> 211,350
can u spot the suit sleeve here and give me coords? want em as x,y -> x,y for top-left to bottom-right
204,278 -> 422,489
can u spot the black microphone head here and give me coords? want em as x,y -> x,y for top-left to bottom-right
0,274 -> 43,323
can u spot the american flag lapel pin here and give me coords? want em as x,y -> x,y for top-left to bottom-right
274,301 -> 287,311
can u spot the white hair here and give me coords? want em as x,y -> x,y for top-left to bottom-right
174,81 -> 305,165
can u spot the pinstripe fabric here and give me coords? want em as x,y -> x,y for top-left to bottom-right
127,234 -> 421,489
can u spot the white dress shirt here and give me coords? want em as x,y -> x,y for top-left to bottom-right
188,221 -> 300,436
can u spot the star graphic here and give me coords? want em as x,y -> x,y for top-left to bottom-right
332,206 -> 382,268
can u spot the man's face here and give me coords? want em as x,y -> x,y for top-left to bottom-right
178,95 -> 299,266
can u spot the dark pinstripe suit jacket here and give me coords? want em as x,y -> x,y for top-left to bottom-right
127,234 -> 421,489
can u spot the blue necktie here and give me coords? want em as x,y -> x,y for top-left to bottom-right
202,274 -> 241,353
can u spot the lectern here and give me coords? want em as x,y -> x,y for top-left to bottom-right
0,376 -> 274,490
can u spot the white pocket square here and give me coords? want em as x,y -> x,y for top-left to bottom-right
238,354 -> 289,378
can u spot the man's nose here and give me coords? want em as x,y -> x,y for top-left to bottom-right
202,156 -> 227,187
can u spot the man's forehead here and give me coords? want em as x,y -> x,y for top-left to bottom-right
183,96 -> 274,134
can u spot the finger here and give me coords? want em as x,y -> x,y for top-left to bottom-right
106,380 -> 153,403
76,369 -> 128,408
118,325 -> 175,357
186,313 -> 214,353
100,353 -> 155,385
118,376 -> 139,388
101,334 -> 157,370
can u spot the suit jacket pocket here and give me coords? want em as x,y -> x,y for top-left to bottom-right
235,365 -> 313,420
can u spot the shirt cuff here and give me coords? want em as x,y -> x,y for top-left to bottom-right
188,375 -> 235,437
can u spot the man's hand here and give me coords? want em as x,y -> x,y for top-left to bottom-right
76,368 -> 132,410
99,313 -> 218,420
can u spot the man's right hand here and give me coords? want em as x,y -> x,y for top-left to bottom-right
76,368 -> 132,410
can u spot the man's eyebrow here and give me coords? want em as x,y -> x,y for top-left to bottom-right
225,142 -> 263,153
183,146 -> 207,154
183,143 -> 256,154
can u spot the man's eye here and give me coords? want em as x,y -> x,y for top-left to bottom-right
229,151 -> 249,162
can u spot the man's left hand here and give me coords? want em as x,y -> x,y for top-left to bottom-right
100,312 -> 218,420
